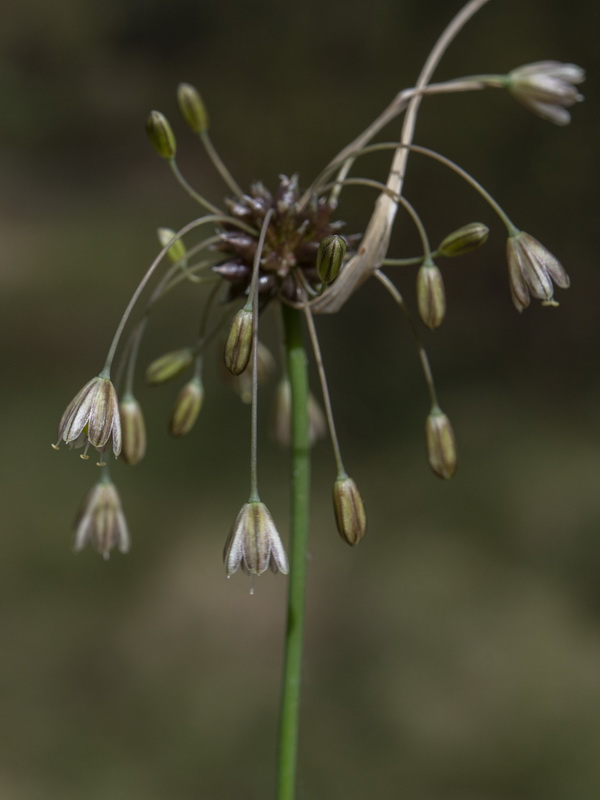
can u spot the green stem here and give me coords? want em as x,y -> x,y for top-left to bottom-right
277,304 -> 311,800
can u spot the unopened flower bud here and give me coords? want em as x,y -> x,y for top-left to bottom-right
438,223 -> 489,257
225,341 -> 274,403
119,396 -> 146,465
333,475 -> 366,546
425,407 -> 457,479
223,501 -> 288,578
146,110 -> 176,159
316,235 -> 346,284
177,82 -> 209,134
169,377 -> 204,437
157,228 -> 187,264
417,261 -> 446,329
224,308 -> 253,376
146,347 -> 194,385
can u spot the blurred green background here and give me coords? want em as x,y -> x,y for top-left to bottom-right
2,0 -> 599,797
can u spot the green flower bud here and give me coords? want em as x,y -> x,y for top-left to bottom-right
177,82 -> 209,134
157,228 -> 187,264
316,234 -> 346,284
169,377 -> 204,437
146,110 -> 176,159
224,309 -> 253,376
333,475 -> 366,546
119,396 -> 147,466
225,341 -> 275,403
425,407 -> 457,479
145,348 -> 194,385
416,261 -> 446,330
438,222 -> 489,257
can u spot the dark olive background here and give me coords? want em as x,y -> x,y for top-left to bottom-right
2,0 -> 599,798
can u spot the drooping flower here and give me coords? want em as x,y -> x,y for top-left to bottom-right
223,501 -> 288,578
506,231 -> 570,312
73,475 -> 130,559
507,61 -> 585,125
54,375 -> 121,459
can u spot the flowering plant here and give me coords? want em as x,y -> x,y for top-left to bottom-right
53,0 -> 583,795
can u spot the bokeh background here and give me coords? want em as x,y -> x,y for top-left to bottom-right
2,0 -> 599,797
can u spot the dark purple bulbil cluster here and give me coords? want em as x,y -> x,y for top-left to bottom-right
213,175 -> 359,305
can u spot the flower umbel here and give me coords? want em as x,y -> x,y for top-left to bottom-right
507,61 -> 585,126
73,473 -> 130,559
53,2 -> 582,572
506,231 -> 571,312
54,6 -> 584,798
223,501 -> 288,582
54,375 -> 121,460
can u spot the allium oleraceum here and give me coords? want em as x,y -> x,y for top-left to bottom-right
73,474 -> 129,559
506,61 -> 585,126
53,1 -> 583,582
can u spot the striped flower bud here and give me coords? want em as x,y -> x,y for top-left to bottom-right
146,348 -> 194,385
177,82 -> 209,134
119,395 -> 147,466
169,377 -> 204,437
333,475 -> 366,546
223,501 -> 288,578
416,261 -> 446,330
157,227 -> 187,264
225,341 -> 275,404
146,110 -> 176,159
316,234 -> 346,284
425,407 -> 457,479
224,308 -> 253,376
438,223 -> 489,257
